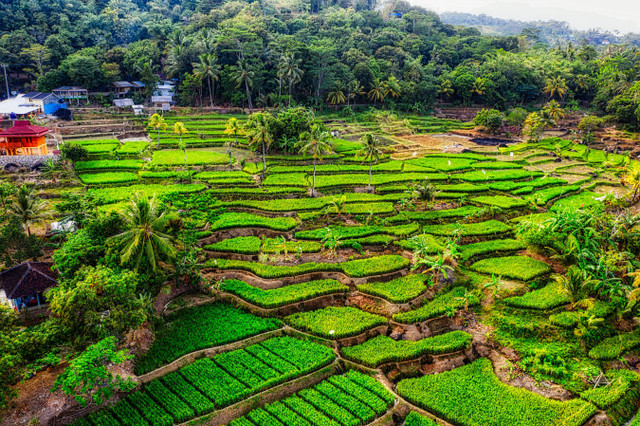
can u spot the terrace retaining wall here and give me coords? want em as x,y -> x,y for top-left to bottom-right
0,154 -> 59,169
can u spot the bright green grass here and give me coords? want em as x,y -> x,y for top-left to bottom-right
210,212 -> 298,232
470,195 -> 529,209
78,172 -> 138,185
459,239 -> 526,261
422,220 -> 511,237
393,287 -> 480,323
470,256 -> 550,281
504,282 -> 570,310
550,191 -> 602,212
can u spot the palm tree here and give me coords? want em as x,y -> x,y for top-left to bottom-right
245,112 -> 273,179
9,186 -> 49,236
357,133 -> 382,191
281,53 -> 303,107
232,60 -> 254,112
192,53 -> 220,108
173,122 -> 188,168
383,76 -> 401,98
553,266 -> 594,306
224,140 -> 235,169
368,78 -> 386,105
471,77 -> 487,101
347,80 -> 364,108
439,79 -> 454,102
544,76 -> 568,100
411,179 -> 440,209
148,114 -> 168,147
297,124 -> 334,197
165,44 -> 185,78
327,84 -> 346,105
224,117 -> 244,146
41,158 -> 62,183
107,196 -> 177,272
543,100 -> 565,121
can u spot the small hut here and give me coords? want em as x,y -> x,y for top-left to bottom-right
0,262 -> 58,311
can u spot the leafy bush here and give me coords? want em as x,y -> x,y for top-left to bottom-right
396,358 -> 596,426
134,303 -> 281,374
393,287 -> 480,323
220,279 -> 349,308
459,239 -> 526,261
286,306 -> 387,339
504,282 -> 570,310
357,274 -> 431,303
470,256 -> 550,281
341,331 -> 472,367
210,212 -> 298,231
473,108 -> 504,133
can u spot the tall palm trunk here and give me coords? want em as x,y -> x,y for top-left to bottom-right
311,159 -> 317,197
207,76 -> 214,108
181,136 -> 186,168
368,159 -> 373,191
288,78 -> 293,106
245,79 -> 253,113
261,140 -> 266,179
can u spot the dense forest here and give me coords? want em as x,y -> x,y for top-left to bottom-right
0,0 -> 639,129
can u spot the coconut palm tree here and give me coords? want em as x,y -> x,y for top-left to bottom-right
9,186 -> 49,236
327,84 -> 346,105
41,158 -> 62,183
368,78 -> 386,105
439,79 -> 454,102
245,112 -> 273,179
173,122 -> 188,168
297,124 -> 334,197
553,265 -> 595,306
357,133 -> 382,191
192,53 -> 220,108
281,53 -> 303,107
107,195 -> 177,272
347,80 -> 364,108
544,76 -> 568,100
543,100 -> 565,121
232,60 -> 254,112
223,117 -> 244,146
148,114 -> 168,147
411,179 -> 440,209
383,76 -> 401,98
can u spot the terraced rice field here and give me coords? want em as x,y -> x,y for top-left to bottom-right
67,114 -> 639,426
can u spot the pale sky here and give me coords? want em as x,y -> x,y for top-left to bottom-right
408,0 -> 640,34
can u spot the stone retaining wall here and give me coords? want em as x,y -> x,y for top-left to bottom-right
0,154 -> 59,169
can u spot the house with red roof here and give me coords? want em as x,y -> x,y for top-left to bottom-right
0,120 -> 51,155
0,261 -> 58,311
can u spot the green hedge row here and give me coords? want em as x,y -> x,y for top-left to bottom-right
220,279 -> 349,308
341,331 -> 472,367
151,150 -> 229,166
422,220 -> 511,237
285,306 -> 387,339
396,358 -> 596,426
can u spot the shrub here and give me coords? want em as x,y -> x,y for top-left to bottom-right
220,279 -> 349,308
285,306 -> 387,339
473,109 -> 504,134
396,358 -> 596,426
504,282 -> 570,310
470,256 -> 550,281
341,331 -> 472,367
357,274 -> 431,303
393,287 -> 480,323
134,303 -> 281,374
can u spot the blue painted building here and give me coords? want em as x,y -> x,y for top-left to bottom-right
23,92 -> 67,115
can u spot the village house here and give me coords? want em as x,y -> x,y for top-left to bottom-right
0,261 -> 58,311
52,86 -> 89,102
112,81 -> 145,98
0,92 -> 66,117
0,120 -> 51,155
